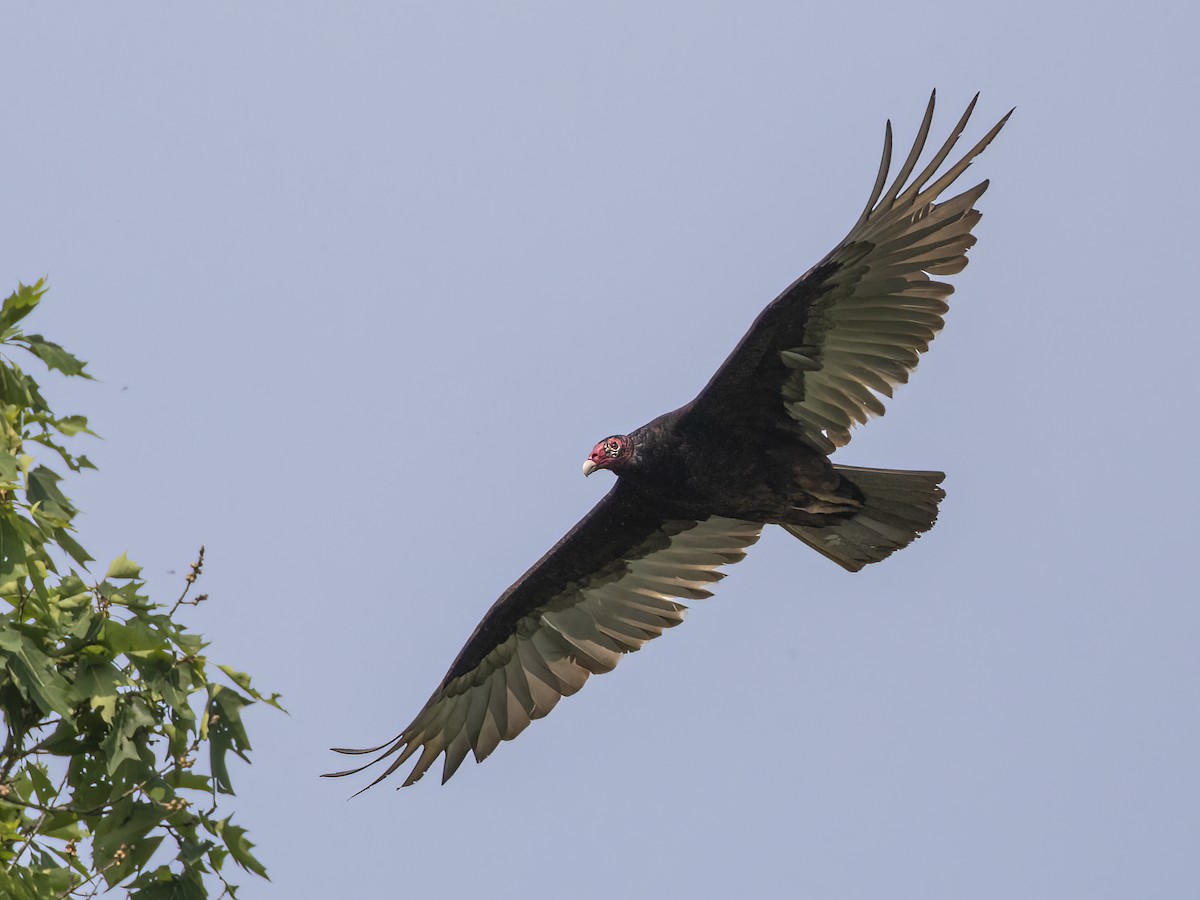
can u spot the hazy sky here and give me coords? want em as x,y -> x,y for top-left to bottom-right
4,4 -> 1197,898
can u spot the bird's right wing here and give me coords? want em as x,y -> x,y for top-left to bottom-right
326,481 -> 761,791
689,92 -> 1011,452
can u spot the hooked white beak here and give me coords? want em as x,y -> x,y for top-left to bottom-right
582,459 -> 598,477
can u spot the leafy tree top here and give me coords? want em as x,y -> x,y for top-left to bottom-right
0,281 -> 282,899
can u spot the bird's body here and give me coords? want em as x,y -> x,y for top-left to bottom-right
617,405 -> 859,526
328,92 -> 1011,791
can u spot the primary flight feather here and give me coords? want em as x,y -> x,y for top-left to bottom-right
327,91 -> 1011,791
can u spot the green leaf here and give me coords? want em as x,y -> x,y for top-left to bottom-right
26,434 -> 94,473
92,799 -> 165,881
216,664 -> 254,693
0,364 -> 49,412
216,664 -> 285,710
100,694 -> 159,775
0,864 -> 75,900
172,630 -> 205,657
102,617 -> 162,654
15,334 -> 92,379
23,549 -> 50,603
106,834 -> 165,888
52,415 -> 95,438
167,771 -> 211,793
100,716 -> 141,776
0,512 -> 26,581
108,579 -> 152,610
74,657 -> 125,723
26,763 -> 57,805
0,280 -> 46,331
52,530 -> 93,567
0,450 -> 20,486
28,466 -> 77,526
132,874 -> 207,900
177,836 -> 216,867
0,629 -> 76,720
54,587 -> 91,611
206,686 -> 253,794
211,816 -> 269,879
106,552 -> 142,580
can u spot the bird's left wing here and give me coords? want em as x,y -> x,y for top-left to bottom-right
689,92 -> 1011,453
326,481 -> 761,791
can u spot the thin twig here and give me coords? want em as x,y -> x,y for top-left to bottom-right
5,768 -> 69,872
54,848 -> 126,900
170,546 -> 206,615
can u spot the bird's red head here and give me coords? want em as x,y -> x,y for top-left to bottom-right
582,435 -> 630,476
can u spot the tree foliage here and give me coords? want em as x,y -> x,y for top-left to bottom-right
0,281 -> 281,898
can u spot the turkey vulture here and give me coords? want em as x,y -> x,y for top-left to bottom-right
328,92 -> 1010,791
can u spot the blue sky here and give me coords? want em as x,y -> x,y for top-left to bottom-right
4,3 -> 1197,898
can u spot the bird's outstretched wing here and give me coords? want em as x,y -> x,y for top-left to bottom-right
689,92 -> 1012,453
326,482 -> 761,790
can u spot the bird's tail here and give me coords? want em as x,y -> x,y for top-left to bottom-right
783,465 -> 946,572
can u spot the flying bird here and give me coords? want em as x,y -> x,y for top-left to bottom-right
328,92 -> 1010,791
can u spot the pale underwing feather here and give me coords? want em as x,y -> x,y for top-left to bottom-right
331,516 -> 762,790
775,92 -> 1009,450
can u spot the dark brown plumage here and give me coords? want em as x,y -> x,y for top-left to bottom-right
327,91 -> 1010,791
